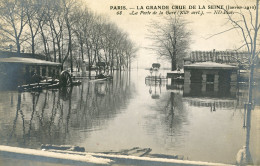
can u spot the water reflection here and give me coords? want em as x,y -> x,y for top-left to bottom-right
164,92 -> 186,131
0,70 -> 258,165
143,70 -> 259,164
145,77 -> 165,99
184,83 -> 237,98
144,76 -> 187,147
0,71 -> 134,149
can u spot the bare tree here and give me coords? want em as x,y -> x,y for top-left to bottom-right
24,0 -> 46,55
73,8 -> 96,76
148,16 -> 191,71
0,0 -> 137,75
124,40 -> 138,71
62,0 -> 75,72
0,0 -> 28,53
37,4 -> 50,60
209,0 -> 259,112
207,2 -> 259,165
90,15 -> 104,65
72,7 -> 88,61
232,0 -> 260,110
102,23 -> 119,72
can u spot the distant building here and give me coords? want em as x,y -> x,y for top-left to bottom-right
0,51 -> 61,87
183,50 -> 242,96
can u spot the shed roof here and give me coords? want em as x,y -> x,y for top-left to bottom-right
167,69 -> 184,74
0,50 -> 46,60
184,62 -> 238,70
0,57 -> 61,66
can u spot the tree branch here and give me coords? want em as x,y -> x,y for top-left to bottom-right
206,27 -> 238,39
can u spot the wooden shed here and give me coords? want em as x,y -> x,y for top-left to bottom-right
183,62 -> 238,95
0,56 -> 61,87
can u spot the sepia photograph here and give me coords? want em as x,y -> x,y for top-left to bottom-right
0,0 -> 259,165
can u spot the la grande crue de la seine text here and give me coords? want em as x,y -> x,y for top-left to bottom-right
110,5 -> 226,10
110,5 -> 255,10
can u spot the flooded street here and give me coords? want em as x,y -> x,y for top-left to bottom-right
0,69 -> 259,165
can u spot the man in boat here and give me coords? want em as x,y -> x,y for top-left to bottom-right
31,72 -> 42,84
96,73 -> 106,79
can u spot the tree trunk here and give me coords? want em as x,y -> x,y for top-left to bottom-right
67,22 -> 73,73
88,65 -> 91,78
248,64 -> 255,110
116,55 -> 119,70
53,38 -> 56,62
39,24 -> 49,60
70,47 -> 73,73
80,42 -> 84,61
129,59 -> 131,72
111,49 -> 114,73
31,36 -> 35,55
126,55 -> 129,71
119,56 -> 122,72
51,30 -> 56,62
171,54 -> 177,71
28,17 -> 35,55
247,0 -> 259,111
16,39 -> 21,53
57,41 -> 61,63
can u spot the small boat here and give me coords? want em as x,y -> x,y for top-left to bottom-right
31,85 -> 43,91
93,74 -> 113,81
41,78 -> 59,84
105,76 -> 113,80
18,81 -> 59,91
18,84 -> 43,92
89,78 -> 108,82
72,80 -> 82,86
46,83 -> 60,89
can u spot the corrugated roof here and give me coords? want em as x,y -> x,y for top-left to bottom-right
0,57 -> 61,66
184,62 -> 238,70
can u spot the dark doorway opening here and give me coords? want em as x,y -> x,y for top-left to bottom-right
207,74 -> 214,83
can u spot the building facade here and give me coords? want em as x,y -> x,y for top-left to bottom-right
0,51 -> 61,88
183,52 -> 239,97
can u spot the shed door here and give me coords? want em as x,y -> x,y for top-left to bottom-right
190,70 -> 202,83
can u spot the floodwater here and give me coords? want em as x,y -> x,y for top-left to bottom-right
0,69 -> 259,165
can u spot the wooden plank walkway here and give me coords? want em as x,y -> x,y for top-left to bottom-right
0,145 -> 234,166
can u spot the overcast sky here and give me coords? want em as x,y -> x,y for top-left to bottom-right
82,0 -> 256,68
